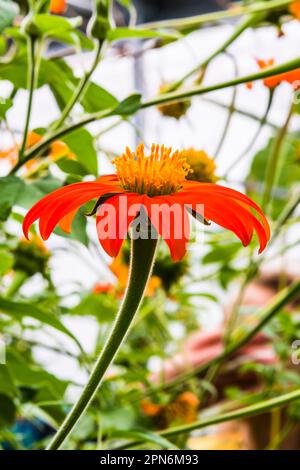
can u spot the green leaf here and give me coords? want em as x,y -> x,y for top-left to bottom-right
107,27 -> 181,42
15,177 -> 61,210
247,132 -> 300,218
0,176 -> 25,221
55,157 -> 88,176
70,207 -> 89,246
0,96 -> 13,119
70,292 -> 116,323
0,365 -> 17,398
0,250 -> 14,275
113,93 -> 141,116
0,0 -> 19,33
0,297 -> 82,351
62,128 -> 98,175
0,393 -> 17,428
29,13 -> 82,38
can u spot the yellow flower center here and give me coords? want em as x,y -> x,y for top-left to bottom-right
113,143 -> 191,196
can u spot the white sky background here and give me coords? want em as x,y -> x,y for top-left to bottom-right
1,19 -> 300,385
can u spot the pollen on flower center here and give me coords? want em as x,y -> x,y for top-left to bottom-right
113,143 -> 192,196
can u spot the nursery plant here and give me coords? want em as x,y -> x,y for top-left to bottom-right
0,0 -> 300,451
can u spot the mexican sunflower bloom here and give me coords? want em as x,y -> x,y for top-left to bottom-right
23,144 -> 270,261
289,1 -> 300,20
50,0 -> 66,14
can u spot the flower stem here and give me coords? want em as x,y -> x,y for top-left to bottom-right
138,0 -> 292,31
116,388 -> 300,449
46,236 -> 158,450
19,35 -> 36,160
166,13 -> 259,92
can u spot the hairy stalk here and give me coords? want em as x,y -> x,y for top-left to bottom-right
46,236 -> 158,450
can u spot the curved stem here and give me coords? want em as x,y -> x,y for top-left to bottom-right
138,0 -> 292,31
4,271 -> 27,298
117,388 -> 300,449
51,40 -> 104,131
19,36 -> 36,159
224,89 -> 274,177
9,57 -> 300,175
167,13 -> 259,93
46,236 -> 158,450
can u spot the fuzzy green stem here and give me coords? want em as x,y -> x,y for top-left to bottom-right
19,36 -> 36,159
46,236 -> 158,450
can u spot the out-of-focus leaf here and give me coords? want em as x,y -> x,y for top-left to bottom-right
0,52 -> 118,113
28,13 -> 82,38
44,59 -> 118,113
0,394 -> 16,428
246,133 -> 300,218
62,128 -> 98,175
70,207 -> 89,246
0,297 -> 82,350
0,366 -> 17,398
0,250 -> 14,275
0,97 -> 12,119
15,177 -> 61,210
70,292 -> 117,323
0,0 -> 19,33
202,241 -> 242,265
0,176 -> 25,221
107,27 -> 181,42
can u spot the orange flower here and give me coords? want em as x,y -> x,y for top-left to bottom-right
0,131 -> 73,171
248,58 -> 300,90
50,0 -> 66,14
92,282 -> 114,294
289,1 -> 300,20
0,131 -> 41,166
141,392 -> 200,428
23,143 -> 270,261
